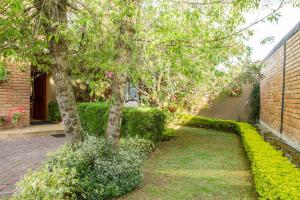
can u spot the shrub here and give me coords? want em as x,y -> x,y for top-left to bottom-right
0,64 -> 8,81
77,102 -> 109,136
122,107 -> 166,142
12,137 -> 152,200
48,101 -> 61,122
162,128 -> 176,141
77,103 -> 166,142
178,114 -> 300,200
248,83 -> 260,122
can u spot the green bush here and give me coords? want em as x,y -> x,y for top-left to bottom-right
48,101 -> 61,122
122,108 -> 166,142
77,102 -> 109,136
162,128 -> 176,141
77,103 -> 166,142
178,114 -> 300,200
248,83 -> 260,122
12,137 -> 153,200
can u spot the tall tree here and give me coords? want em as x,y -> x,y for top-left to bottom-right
33,0 -> 83,144
104,0 -> 140,146
0,0 -> 105,145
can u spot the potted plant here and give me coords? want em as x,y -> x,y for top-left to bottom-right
9,108 -> 25,128
167,95 -> 178,113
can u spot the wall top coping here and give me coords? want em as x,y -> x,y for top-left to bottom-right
264,21 -> 300,61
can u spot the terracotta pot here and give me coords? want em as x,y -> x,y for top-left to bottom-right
167,106 -> 177,113
12,115 -> 24,128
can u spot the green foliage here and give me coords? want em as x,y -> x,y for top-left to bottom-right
0,63 -> 8,81
11,112 -> 22,124
12,137 -> 152,200
0,115 -> 6,126
77,102 -> 110,137
12,168 -> 80,200
77,103 -> 166,142
119,137 -> 155,159
162,128 -> 176,141
178,114 -> 300,200
48,101 -> 61,122
122,108 -> 166,142
178,114 -> 237,132
248,83 -> 260,122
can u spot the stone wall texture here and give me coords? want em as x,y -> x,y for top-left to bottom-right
0,63 -> 31,128
260,27 -> 300,149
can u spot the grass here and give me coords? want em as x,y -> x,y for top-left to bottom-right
120,126 -> 257,200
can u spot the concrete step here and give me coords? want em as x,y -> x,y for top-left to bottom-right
0,124 -> 64,140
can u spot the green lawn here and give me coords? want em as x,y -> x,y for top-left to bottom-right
120,126 -> 257,200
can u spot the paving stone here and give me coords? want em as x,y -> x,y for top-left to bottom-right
0,134 -> 65,198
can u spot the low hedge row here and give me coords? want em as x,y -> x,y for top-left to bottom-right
77,103 -> 166,142
178,114 -> 300,200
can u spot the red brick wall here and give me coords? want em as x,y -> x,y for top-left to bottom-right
0,63 -> 31,128
260,46 -> 284,131
283,31 -> 300,143
261,30 -> 300,148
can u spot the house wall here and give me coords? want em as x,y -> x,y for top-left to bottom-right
0,63 -> 31,128
260,22 -> 300,150
46,75 -> 56,118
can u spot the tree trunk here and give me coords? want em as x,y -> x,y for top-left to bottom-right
105,1 -> 137,146
34,0 -> 83,144
105,74 -> 126,146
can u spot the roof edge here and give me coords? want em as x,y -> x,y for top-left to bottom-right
263,21 -> 300,61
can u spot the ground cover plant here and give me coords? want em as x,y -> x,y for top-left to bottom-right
12,137 -> 154,200
178,114 -> 300,200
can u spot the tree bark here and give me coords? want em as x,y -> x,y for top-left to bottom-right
105,74 -> 126,146
34,0 -> 83,144
105,1 -> 137,146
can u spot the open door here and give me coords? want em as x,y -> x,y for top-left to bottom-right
31,72 -> 47,120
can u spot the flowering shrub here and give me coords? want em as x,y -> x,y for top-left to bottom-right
9,107 -> 25,124
105,71 -> 113,79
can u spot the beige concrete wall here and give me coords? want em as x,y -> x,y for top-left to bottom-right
198,84 -> 252,121
45,75 -> 56,119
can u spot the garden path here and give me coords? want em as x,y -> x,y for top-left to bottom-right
0,134 -> 65,199
120,126 -> 257,200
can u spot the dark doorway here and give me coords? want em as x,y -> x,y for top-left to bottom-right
31,72 -> 47,120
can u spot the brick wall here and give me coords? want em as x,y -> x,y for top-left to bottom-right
0,63 -> 31,128
260,25 -> 300,150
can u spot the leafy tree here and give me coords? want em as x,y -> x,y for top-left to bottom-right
0,0 -> 105,144
1,0 -> 298,147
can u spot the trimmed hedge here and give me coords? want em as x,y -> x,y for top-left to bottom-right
178,114 -> 300,200
77,103 -> 166,142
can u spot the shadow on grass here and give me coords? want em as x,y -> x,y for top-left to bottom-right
120,126 -> 257,200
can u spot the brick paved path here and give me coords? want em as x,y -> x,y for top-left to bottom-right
0,135 -> 65,198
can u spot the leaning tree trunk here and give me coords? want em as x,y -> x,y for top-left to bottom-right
105,74 -> 126,146
34,0 -> 83,144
